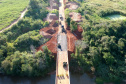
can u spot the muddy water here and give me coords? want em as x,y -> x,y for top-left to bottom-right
0,73 -> 95,84
105,14 -> 126,20
70,73 -> 95,84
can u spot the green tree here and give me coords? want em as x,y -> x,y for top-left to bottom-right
103,52 -> 115,65
70,20 -> 78,31
118,38 -> 126,50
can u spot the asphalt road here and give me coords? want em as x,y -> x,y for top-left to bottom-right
57,34 -> 67,51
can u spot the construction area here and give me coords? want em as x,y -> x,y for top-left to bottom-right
37,0 -> 82,59
37,0 -> 83,84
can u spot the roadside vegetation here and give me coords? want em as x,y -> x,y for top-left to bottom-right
67,0 -> 126,83
50,9 -> 59,16
0,0 -> 55,77
0,0 -> 29,30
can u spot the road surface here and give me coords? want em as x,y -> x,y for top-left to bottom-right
55,0 -> 70,84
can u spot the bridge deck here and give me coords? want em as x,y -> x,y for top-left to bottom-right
56,51 -> 70,84
55,0 -> 70,84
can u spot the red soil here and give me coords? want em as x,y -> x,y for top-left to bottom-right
37,0 -> 83,60
37,22 -> 58,58
66,25 -> 83,60
65,1 -> 79,10
37,23 -> 83,62
37,21 -> 83,60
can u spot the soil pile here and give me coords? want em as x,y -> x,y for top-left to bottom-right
65,2 -> 79,10
44,13 -> 58,22
69,12 -> 82,22
37,21 -> 58,57
66,25 -> 83,60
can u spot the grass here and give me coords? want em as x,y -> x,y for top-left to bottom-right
0,0 -> 29,30
78,0 -> 126,11
70,0 -> 126,26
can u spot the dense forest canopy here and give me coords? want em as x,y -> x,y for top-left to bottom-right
68,0 -> 126,83
0,0 -> 55,76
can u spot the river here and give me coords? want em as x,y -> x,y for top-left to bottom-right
0,73 -> 95,84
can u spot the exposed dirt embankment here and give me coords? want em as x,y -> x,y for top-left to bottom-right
69,12 -> 82,22
67,25 -> 83,60
36,23 -> 83,61
65,1 -> 83,60
46,0 -> 59,10
37,0 -> 59,59
37,21 -> 58,59
0,8 -> 27,33
65,1 -> 79,10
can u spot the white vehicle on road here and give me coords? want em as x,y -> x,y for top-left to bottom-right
59,14 -> 63,20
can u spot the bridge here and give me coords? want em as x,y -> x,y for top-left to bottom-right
55,0 -> 70,84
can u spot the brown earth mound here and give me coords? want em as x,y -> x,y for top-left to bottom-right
73,25 -> 83,39
67,25 -> 83,52
44,13 -> 58,22
69,12 -> 82,22
65,2 -> 79,10
37,31 -> 58,56
46,29 -> 56,34
39,21 -> 58,38
40,31 -> 52,39
46,0 -> 59,11
52,22 -> 58,27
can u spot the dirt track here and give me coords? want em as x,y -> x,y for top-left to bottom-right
0,8 -> 27,33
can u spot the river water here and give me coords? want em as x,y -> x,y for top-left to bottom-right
0,73 -> 95,84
